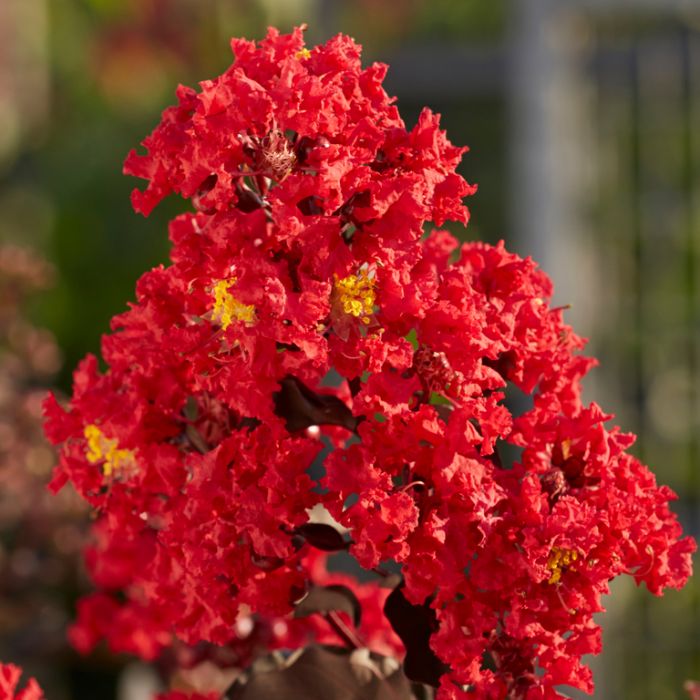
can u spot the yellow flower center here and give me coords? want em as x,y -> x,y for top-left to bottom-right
211,278 -> 255,329
560,438 -> 572,461
295,48 -> 311,60
547,546 -> 579,585
84,424 -> 136,477
333,269 -> 376,324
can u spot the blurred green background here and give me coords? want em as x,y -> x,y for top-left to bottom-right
0,1 -> 698,698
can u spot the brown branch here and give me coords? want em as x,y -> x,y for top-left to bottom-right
325,610 -> 365,650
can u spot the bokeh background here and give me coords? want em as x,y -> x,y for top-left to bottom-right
1,0 -> 699,698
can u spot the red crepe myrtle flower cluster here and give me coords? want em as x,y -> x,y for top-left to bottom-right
0,664 -> 44,700
44,27 -> 694,699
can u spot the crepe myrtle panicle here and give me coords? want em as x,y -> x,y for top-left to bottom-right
43,26 -> 694,699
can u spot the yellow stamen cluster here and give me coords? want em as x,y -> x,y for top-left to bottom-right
560,438 -> 572,461
295,47 -> 311,60
333,269 -> 376,324
84,424 -> 136,477
211,278 -> 255,329
547,547 -> 579,585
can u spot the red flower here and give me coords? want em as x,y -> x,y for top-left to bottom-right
0,664 -> 44,700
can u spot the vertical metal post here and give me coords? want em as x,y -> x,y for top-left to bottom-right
508,0 -> 598,337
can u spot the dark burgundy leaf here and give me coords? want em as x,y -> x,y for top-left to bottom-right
237,416 -> 261,432
227,645 -> 417,700
273,375 -> 359,433
383,585 -> 449,688
297,195 -> 324,216
482,349 -> 517,381
235,182 -> 266,212
294,584 -> 362,627
295,522 -> 349,552
348,376 -> 363,397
